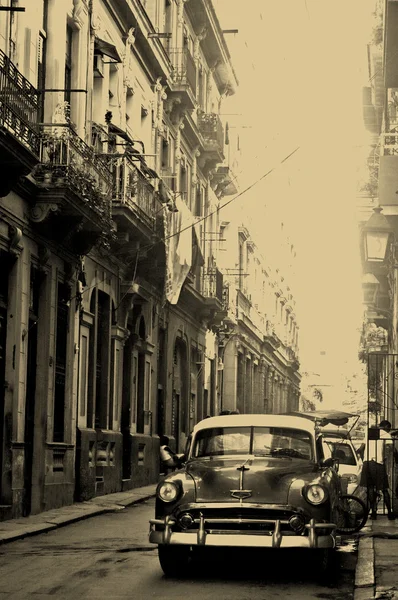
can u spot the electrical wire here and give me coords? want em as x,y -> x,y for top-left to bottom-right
66,144 -> 300,304
138,145 -> 301,257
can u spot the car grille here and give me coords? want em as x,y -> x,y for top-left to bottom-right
177,508 -> 306,533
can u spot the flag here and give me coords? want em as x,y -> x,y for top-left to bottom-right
163,196 -> 193,304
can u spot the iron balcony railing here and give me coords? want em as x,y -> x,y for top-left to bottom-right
111,155 -> 162,230
381,132 -> 398,155
35,123 -> 112,220
0,48 -> 40,156
168,48 -> 196,96
198,112 -> 224,155
202,267 -> 224,303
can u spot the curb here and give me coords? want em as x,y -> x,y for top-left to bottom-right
354,534 -> 375,600
0,491 -> 156,546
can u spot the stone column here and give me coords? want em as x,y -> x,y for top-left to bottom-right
267,368 -> 274,414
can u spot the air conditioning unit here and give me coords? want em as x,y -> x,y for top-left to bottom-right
94,54 -> 104,78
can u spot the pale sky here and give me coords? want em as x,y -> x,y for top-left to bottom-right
213,0 -> 375,399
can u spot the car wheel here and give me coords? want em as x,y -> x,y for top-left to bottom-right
158,544 -> 191,577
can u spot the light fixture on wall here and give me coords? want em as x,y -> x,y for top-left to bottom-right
362,206 -> 394,264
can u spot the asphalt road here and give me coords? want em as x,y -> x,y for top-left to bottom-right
0,499 -> 357,599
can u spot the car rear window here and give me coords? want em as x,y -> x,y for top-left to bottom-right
324,440 -> 356,466
192,426 -> 313,460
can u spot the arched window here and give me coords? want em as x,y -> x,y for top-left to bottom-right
87,289 -> 111,429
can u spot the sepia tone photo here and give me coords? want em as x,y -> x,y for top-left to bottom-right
0,0 -> 397,598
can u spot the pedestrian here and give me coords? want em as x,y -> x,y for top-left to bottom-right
159,435 -> 182,474
360,420 -> 396,520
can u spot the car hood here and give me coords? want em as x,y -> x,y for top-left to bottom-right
186,456 -> 315,504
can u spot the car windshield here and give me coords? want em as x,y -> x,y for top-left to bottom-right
192,426 -> 313,460
324,440 -> 357,466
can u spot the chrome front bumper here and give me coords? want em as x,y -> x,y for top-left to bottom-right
149,515 -> 336,550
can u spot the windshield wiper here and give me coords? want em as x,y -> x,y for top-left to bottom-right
253,452 -> 292,460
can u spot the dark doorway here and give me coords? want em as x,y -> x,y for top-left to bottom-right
157,387 -> 164,437
0,252 -> 13,503
23,267 -> 41,515
171,392 -> 180,452
157,328 -> 166,436
121,334 -> 133,480
136,353 -> 146,433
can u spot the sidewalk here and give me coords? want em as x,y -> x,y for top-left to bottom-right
355,516 -> 398,600
0,484 -> 157,544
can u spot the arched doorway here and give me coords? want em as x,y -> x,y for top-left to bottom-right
172,338 -> 188,452
121,309 -> 147,480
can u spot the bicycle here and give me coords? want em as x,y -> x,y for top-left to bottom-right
335,493 -> 368,534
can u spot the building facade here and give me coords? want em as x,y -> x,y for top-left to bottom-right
217,204 -> 301,416
0,0 -> 300,522
0,0 -> 238,520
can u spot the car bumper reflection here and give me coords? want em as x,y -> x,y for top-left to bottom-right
149,515 -> 336,549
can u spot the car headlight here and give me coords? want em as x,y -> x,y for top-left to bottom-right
303,484 -> 328,505
158,481 -> 179,503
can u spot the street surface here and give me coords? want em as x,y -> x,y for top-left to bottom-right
0,499 -> 357,599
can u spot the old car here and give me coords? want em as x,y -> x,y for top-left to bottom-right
149,414 -> 343,577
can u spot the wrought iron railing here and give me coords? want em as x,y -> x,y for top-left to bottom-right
0,48 -> 40,156
198,112 -> 224,155
381,132 -> 398,155
111,155 -> 162,230
34,124 -> 112,220
202,267 -> 224,302
168,48 -> 196,96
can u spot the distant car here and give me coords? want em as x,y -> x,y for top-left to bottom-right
149,414 -> 343,577
321,432 -> 363,495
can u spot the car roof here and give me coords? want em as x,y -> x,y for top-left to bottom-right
192,414 -> 317,435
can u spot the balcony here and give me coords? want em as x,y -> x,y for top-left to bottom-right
198,112 -> 225,166
263,320 -> 281,352
200,267 -> 226,324
168,48 -> 197,109
30,124 -> 113,253
0,48 -> 40,196
110,155 -> 163,242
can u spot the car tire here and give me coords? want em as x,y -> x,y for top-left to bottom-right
158,544 -> 191,577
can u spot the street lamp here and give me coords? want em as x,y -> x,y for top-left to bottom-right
362,206 -> 394,263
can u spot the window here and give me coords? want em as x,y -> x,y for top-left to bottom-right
65,25 -> 73,104
37,32 -> 46,122
193,426 -> 313,460
161,138 -> 169,169
88,290 -> 111,430
54,282 -> 70,442
323,440 -> 357,466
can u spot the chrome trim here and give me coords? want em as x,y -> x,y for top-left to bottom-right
192,517 -> 290,525
149,528 -> 335,549
230,490 -> 253,500
173,502 -> 307,513
149,515 -> 336,550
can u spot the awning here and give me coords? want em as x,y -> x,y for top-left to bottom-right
94,37 -> 122,63
108,123 -> 134,143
